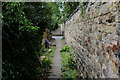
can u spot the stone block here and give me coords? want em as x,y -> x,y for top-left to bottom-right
91,40 -> 97,47
111,40 -> 118,45
109,4 -> 118,12
89,13 -> 93,19
94,32 -> 102,40
98,42 -> 104,50
94,17 -> 100,24
93,8 -> 99,18
115,15 -> 120,23
99,3 -> 110,15
104,42 -> 113,51
101,15 -> 107,23
97,24 -> 106,32
92,24 -> 98,31
105,26 -> 116,33
111,58 -> 118,74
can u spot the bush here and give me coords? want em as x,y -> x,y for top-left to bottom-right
2,2 -> 43,79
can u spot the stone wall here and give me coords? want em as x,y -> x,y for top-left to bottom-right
63,2 -> 120,78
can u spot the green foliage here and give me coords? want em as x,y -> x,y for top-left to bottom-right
59,2 -> 88,23
60,45 -> 70,52
79,2 -> 88,16
23,2 -> 61,30
47,2 -> 61,29
59,2 -> 79,22
62,69 -> 77,78
60,45 -> 77,78
41,46 -> 55,69
2,2 -> 55,80
39,44 -> 55,78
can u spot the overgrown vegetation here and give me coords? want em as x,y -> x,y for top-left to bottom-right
60,45 -> 70,52
38,41 -> 56,78
2,2 -> 58,80
60,45 -> 77,78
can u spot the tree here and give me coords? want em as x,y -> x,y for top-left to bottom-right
59,2 -> 88,23
2,2 -> 61,79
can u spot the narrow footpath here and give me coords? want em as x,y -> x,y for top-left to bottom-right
49,36 -> 63,78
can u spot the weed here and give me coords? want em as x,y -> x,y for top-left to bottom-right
60,45 -> 70,52
39,41 -> 56,78
60,45 -> 77,78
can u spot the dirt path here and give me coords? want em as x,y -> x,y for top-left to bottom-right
48,37 -> 63,78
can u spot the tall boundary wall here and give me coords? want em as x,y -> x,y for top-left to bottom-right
63,2 -> 120,78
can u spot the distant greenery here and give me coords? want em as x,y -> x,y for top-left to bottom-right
59,2 -> 88,22
23,2 -> 61,30
60,45 -> 77,78
79,2 -> 89,16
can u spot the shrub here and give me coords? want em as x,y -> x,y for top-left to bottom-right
2,2 -> 43,79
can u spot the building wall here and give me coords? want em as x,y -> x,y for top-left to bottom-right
64,2 -> 120,78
